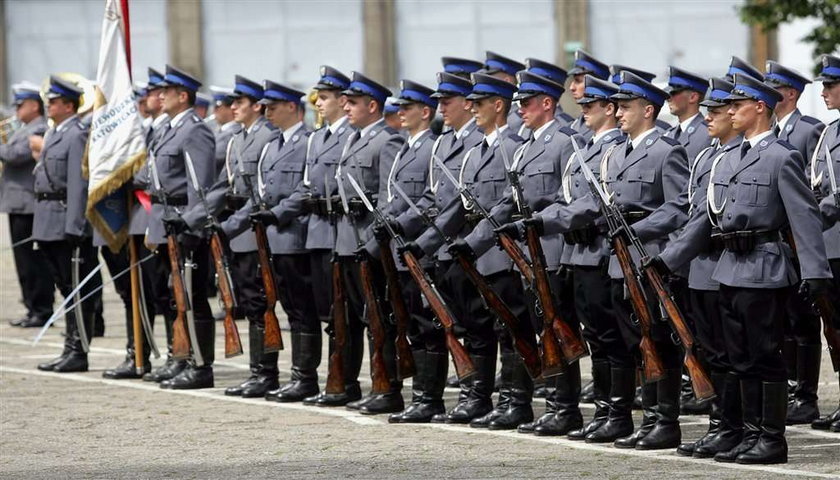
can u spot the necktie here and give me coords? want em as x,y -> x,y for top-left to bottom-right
586,138 -> 594,149
276,132 -> 286,150
740,141 -> 751,160
773,124 -> 781,137
481,139 -> 489,156
626,141 -> 634,156
672,126 -> 682,141
323,127 -> 332,143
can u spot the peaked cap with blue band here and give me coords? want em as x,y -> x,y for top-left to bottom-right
147,67 -> 165,89
341,72 -> 392,105
569,50 -> 610,80
314,65 -> 351,91
195,92 -> 211,108
132,82 -> 148,100
513,71 -> 565,101
384,99 -> 399,115
232,75 -> 264,100
609,64 -> 656,85
815,54 -> 840,83
441,57 -> 484,77
12,81 -> 42,105
482,51 -> 525,77
725,73 -> 783,109
525,58 -> 568,85
45,75 -> 83,101
431,72 -> 473,99
466,73 -> 516,101
259,80 -> 305,105
700,77 -> 734,108
209,85 -> 236,105
392,79 -> 438,109
764,61 -> 811,92
725,56 -> 763,82
665,66 -> 708,94
577,75 -> 619,104
610,71 -> 669,106
159,65 -> 202,92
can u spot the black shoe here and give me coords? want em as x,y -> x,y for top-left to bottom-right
446,374 -> 460,388
242,374 -> 280,398
715,378 -> 761,463
347,394 -> 375,411
307,384 -> 362,407
533,385 -> 548,399
586,367 -> 635,444
268,379 -> 319,402
580,379 -> 595,404
570,360 -> 610,441
359,392 -> 405,415
811,406 -> 840,430
518,412 -> 553,434
18,316 -> 48,328
787,344 -> 821,425
681,373 -> 711,415
735,382 -> 788,465
160,365 -> 214,390
53,352 -> 88,373
534,412 -> 583,436
615,377 -> 657,449
695,372 -> 743,458
637,369 -> 681,450
395,402 -> 445,423
37,352 -> 69,371
448,354 -> 496,424
225,376 -> 258,396
102,358 -> 151,379
487,403 -> 533,431
9,314 -> 30,327
144,358 -> 188,383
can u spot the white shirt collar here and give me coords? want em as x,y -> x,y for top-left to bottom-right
776,110 -> 795,133
630,127 -> 658,149
745,129 -> 774,148
592,127 -> 619,146
328,115 -> 348,134
484,124 -> 508,147
531,119 -> 556,142
282,121 -> 303,143
244,117 -> 263,135
455,118 -> 475,140
152,113 -> 170,130
407,129 -> 429,148
220,120 -> 237,132
679,113 -> 700,133
55,114 -> 78,132
169,108 -> 194,129
360,118 -> 384,139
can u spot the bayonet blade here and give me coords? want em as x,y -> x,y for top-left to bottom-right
346,173 -> 375,213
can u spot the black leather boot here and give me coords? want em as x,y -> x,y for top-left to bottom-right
782,337 -> 797,400
678,371 -> 724,456
695,372 -> 743,458
586,366 -> 635,443
38,334 -> 72,371
144,312 -> 185,382
580,379 -> 595,404
359,335 -> 405,415
103,298 -> 152,379
447,354 -> 495,424
569,359 -> 610,440
488,355 -> 534,430
786,344 -> 821,425
736,382 -> 788,464
519,376 -> 558,434
390,349 -> 426,423
636,368 -> 681,450
533,378 -> 548,399
434,373 -> 470,423
52,308 -> 90,373
446,374 -> 459,388
681,372 -> 711,415
160,320 -> 214,390
715,377 -> 761,463
614,375 -> 657,448
811,405 -> 840,430
267,332 -> 317,401
399,351 -> 448,423
228,318 -> 263,396
471,353 -> 513,428
535,361 -> 583,436
304,332 -> 362,407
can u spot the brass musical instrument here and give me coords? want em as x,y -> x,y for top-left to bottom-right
0,116 -> 21,144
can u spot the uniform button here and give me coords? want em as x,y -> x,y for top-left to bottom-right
574,182 -> 579,187
752,177 -> 757,181
637,174 -> 642,178
616,192 -> 621,197
618,175 -> 623,181
727,214 -> 732,219
730,196 -> 735,201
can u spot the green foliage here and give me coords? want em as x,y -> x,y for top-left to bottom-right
739,0 -> 840,74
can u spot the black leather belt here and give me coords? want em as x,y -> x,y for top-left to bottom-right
150,193 -> 187,206
36,191 -> 66,201
225,193 -> 248,211
464,212 -> 483,228
622,211 -> 650,224
712,229 -> 781,254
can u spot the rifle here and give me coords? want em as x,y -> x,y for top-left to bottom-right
336,168 -> 391,393
389,181 -> 533,379
149,153 -> 191,360
433,155 -> 534,286
185,152 -> 243,358
238,152 -> 283,353
347,173 -> 475,380
500,136 -> 588,370
324,173 -> 348,394
573,142 -> 713,399
817,143 -> 840,371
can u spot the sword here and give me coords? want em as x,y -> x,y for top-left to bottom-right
136,259 -> 161,358
71,246 -> 91,353
183,253 -> 204,366
0,235 -> 34,253
32,261 -> 103,346
826,143 -> 839,207
432,155 -> 499,227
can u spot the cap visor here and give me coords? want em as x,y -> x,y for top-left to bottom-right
465,92 -> 491,100
724,92 -> 751,101
313,82 -> 341,91
699,99 -> 728,107
257,98 -> 277,105
430,91 -> 458,99
392,98 -> 414,106
576,96 -> 600,105
815,74 -> 840,83
610,92 -> 638,101
567,67 -> 587,76
512,91 -> 539,101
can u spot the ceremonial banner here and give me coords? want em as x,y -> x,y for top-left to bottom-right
85,0 -> 145,252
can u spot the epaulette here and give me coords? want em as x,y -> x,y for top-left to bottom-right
799,115 -> 823,126
658,135 -> 681,147
557,125 -> 578,137
776,139 -> 797,151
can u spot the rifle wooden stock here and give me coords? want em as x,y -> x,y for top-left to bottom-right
210,233 -> 243,358
325,260 -> 348,394
129,236 -> 144,373
498,233 -> 534,287
525,226 -> 588,373
453,253 -> 542,379
377,236 -> 416,380
167,236 -> 191,360
403,252 -> 475,380
644,268 -> 715,401
359,259 -> 393,394
814,294 -> 840,372
612,237 -> 665,384
253,222 -> 284,353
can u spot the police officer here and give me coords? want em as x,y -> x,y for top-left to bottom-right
194,92 -> 211,119
491,71 -> 584,434
665,67 -> 711,161
32,77 -> 97,373
2,82 -> 53,328
335,72 -> 406,414
654,73 -> 832,464
481,51 -> 526,134
181,75 -> 278,396
523,58 -> 575,128
568,50 -> 611,141
441,57 -> 484,80
764,61 -> 828,426
608,65 -> 673,133
725,56 -> 764,82
810,53 -> 840,433
224,81 -> 319,402
208,86 -> 241,175
365,80 -> 444,423
146,65 -> 217,390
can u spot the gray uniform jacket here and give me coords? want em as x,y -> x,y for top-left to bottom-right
422,128 -> 524,276
410,119 -> 484,261
214,121 -> 241,177
778,109 -> 824,167
182,116 -> 275,252
539,129 -> 624,267
363,129 -> 436,271
667,114 -> 711,165
334,118 -> 405,256
661,134 -> 832,288
146,109 -> 216,245
32,115 -> 90,241
466,122 -> 578,271
518,108 -> 575,139
570,115 -> 594,142
812,119 -> 840,260
129,114 -> 169,236
223,125 -> 311,255
272,118 -> 353,251
0,116 -> 47,214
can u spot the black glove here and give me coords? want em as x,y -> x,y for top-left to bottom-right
494,221 -> 522,241
180,233 -> 202,250
354,246 -> 372,262
65,233 -> 84,248
642,255 -> 671,277
608,224 -> 633,242
205,222 -> 229,242
798,278 -> 833,304
373,219 -> 401,241
249,209 -> 277,226
448,238 -> 476,261
396,241 -> 425,266
163,215 -> 189,235
523,216 -> 544,236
